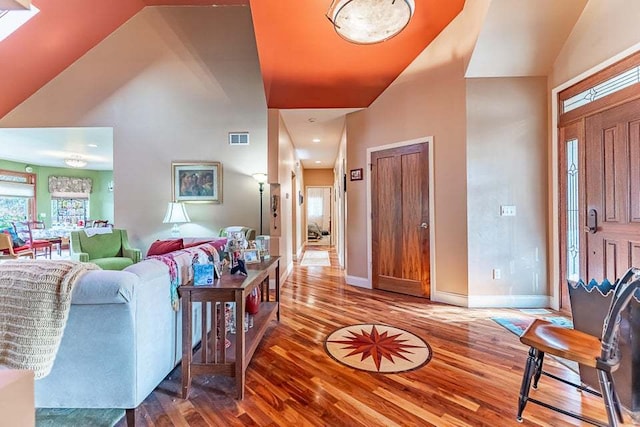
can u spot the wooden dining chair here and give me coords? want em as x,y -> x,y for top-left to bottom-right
516,267 -> 640,426
0,233 -> 34,259
13,221 -> 52,258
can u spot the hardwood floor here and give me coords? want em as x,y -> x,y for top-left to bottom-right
120,247 -> 620,426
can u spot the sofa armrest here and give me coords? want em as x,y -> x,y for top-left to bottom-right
71,270 -> 136,305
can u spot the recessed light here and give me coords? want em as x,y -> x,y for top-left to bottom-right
88,144 -> 98,148
312,138 -> 321,143
315,160 -> 321,164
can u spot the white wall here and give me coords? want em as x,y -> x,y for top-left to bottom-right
0,6 -> 268,251
551,0 -> 640,88
466,77 -> 549,305
267,109 -> 302,276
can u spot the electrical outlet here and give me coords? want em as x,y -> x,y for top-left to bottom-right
500,205 -> 516,216
493,269 -> 501,280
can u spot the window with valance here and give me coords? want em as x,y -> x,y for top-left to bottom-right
0,169 -> 36,228
48,176 -> 92,226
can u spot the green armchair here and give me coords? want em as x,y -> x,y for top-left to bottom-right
218,226 -> 256,241
70,229 -> 141,270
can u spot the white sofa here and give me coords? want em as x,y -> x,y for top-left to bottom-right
34,245 -> 217,423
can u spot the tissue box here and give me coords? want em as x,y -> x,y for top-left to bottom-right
193,264 -> 214,286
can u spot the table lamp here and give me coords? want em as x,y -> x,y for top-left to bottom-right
163,202 -> 190,237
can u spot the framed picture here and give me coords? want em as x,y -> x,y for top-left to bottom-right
243,249 -> 260,264
350,168 -> 363,181
172,161 -> 222,203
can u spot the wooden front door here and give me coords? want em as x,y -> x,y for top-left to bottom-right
371,142 -> 430,298
585,98 -> 640,281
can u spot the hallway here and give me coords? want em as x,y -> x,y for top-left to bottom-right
124,247 -> 611,426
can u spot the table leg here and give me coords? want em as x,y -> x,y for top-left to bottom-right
235,290 -> 245,400
181,294 -> 193,399
275,260 -> 280,322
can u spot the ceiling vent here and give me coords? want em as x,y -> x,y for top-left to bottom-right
228,132 -> 249,146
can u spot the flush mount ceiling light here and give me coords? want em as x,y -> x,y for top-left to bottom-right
326,0 -> 415,45
64,157 -> 87,168
0,0 -> 31,10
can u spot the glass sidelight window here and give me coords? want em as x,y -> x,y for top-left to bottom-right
566,138 -> 580,280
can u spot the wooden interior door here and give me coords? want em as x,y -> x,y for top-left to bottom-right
585,98 -> 640,281
371,143 -> 430,298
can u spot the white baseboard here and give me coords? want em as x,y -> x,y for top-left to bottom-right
431,290 -> 468,307
467,294 -> 551,308
346,275 -> 371,289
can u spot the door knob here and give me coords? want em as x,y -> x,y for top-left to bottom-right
420,222 -> 428,229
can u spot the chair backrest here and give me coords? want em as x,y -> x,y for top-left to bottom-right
219,226 -> 256,241
599,267 -> 640,365
13,221 -> 33,243
30,221 -> 46,230
73,229 -> 124,259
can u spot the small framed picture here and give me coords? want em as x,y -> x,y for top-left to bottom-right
350,168 -> 363,181
243,249 -> 260,264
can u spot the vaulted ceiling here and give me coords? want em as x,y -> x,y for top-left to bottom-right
0,0 -> 464,119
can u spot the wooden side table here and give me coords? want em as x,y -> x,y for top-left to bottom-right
180,256 -> 280,400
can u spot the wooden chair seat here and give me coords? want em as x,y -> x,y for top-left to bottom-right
517,268 -> 640,427
0,233 -> 34,259
520,319 -> 601,368
13,221 -> 52,258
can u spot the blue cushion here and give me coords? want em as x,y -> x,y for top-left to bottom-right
1,227 -> 25,247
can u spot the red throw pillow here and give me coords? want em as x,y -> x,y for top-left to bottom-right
147,239 -> 184,257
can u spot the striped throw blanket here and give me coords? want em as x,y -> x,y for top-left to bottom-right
147,243 -> 221,311
0,260 -> 99,378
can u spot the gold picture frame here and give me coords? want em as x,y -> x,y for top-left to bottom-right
171,161 -> 222,203
243,249 -> 260,264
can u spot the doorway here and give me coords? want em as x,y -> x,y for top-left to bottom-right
370,141 -> 430,298
306,186 -> 331,246
557,52 -> 640,311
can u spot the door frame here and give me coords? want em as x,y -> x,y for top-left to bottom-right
551,42 -> 640,310
365,136 -> 436,293
305,185 -> 333,245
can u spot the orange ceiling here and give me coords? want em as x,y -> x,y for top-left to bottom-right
250,0 -> 465,108
0,0 -> 463,119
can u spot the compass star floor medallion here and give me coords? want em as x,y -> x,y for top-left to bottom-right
324,324 -> 432,373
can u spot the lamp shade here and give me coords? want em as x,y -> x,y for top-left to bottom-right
163,202 -> 190,224
327,0 -> 415,45
252,173 -> 268,184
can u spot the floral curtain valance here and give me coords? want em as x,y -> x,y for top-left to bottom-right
48,176 -> 92,198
